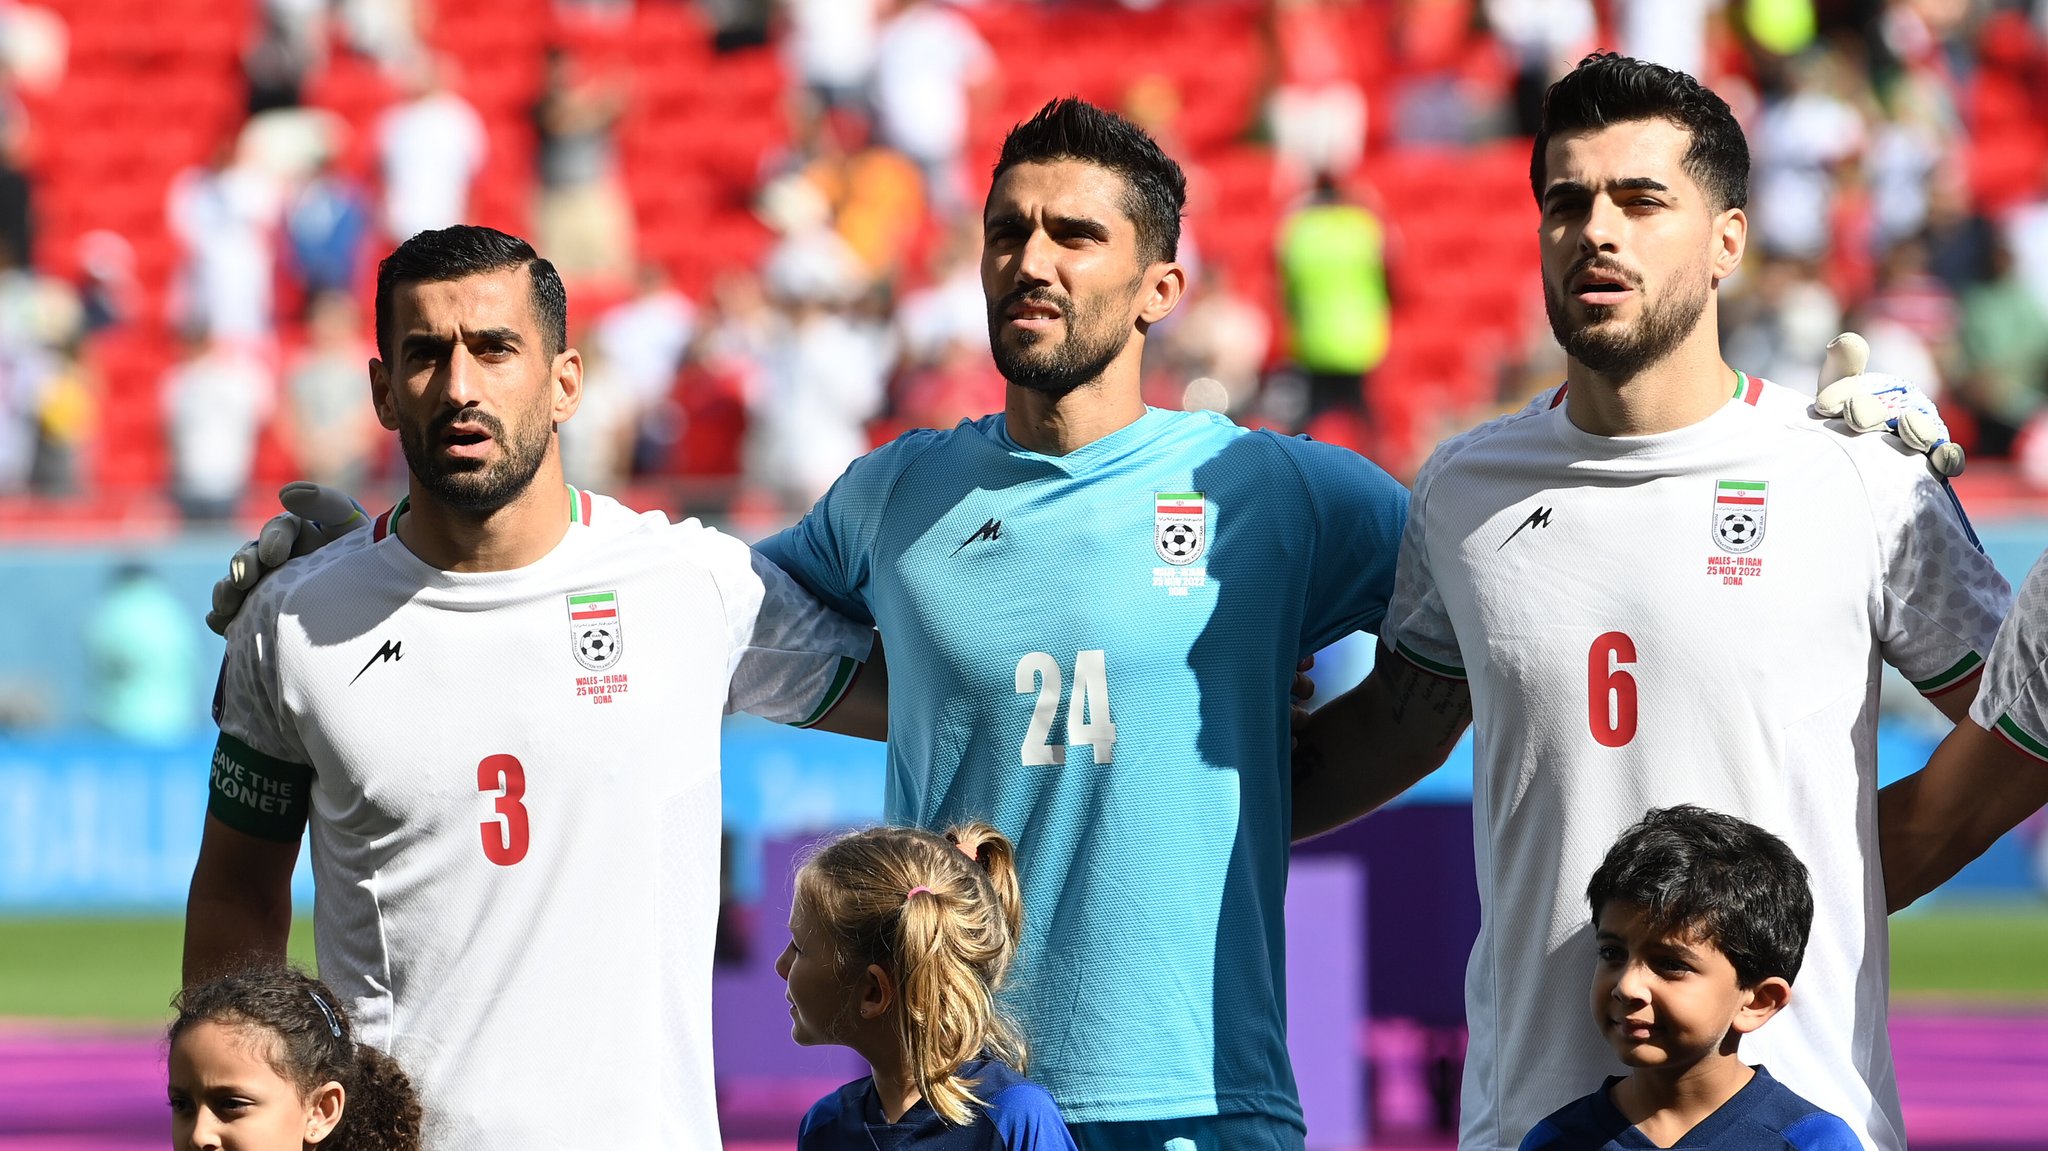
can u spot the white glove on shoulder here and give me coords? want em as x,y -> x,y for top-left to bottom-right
1812,332 -> 1965,477
206,482 -> 369,635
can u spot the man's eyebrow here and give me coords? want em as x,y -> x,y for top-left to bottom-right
984,211 -> 1029,233
399,328 -> 525,353
983,211 -> 1112,240
1542,177 -> 1673,204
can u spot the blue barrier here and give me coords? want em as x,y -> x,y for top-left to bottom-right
2,714 -> 2037,913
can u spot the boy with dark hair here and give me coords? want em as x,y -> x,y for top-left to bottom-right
1519,806 -> 1861,1151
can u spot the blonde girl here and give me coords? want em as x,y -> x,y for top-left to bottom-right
777,821 -> 1078,1149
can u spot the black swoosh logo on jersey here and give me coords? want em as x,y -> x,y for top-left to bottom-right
350,639 -> 404,685
1496,506 -> 1554,551
952,518 -> 1003,556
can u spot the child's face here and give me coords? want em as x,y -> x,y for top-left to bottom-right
775,899 -> 850,1046
167,1020 -> 341,1150
1590,903 -> 1761,1071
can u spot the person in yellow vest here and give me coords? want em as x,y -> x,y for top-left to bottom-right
1277,172 -> 1391,421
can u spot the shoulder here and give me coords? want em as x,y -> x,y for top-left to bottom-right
1413,389 -> 1558,493
1514,1082 -> 1624,1151
797,1078 -> 870,1145
977,1064 -> 1075,1148
1744,1070 -> 1864,1151
228,527 -> 381,644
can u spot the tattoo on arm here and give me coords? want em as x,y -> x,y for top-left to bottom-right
1385,655 -> 1473,749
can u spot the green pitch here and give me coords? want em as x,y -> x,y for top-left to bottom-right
1,909 -> 2044,1024
0,916 -> 318,1023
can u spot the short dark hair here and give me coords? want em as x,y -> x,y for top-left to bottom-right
374,226 -> 568,360
1531,53 -> 1750,214
1587,805 -> 1814,986
989,97 -> 1187,265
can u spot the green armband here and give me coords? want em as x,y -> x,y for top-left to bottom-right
209,733 -> 314,842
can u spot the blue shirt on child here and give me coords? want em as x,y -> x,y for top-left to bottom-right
1518,1066 -> 1864,1151
798,1057 -> 1079,1151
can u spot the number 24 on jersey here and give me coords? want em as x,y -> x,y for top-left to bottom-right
1015,650 -> 1118,766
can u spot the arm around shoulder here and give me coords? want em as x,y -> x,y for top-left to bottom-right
1782,1110 -> 1868,1151
1879,716 -> 2048,911
1292,641 -> 1471,841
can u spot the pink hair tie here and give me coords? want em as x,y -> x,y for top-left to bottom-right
906,886 -> 932,902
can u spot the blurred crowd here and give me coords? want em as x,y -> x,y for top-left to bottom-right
7,0 -> 2048,526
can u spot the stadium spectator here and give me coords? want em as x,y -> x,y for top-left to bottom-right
0,84 -> 29,273
284,155 -> 373,303
1519,807 -> 1861,1151
1484,0 -> 1597,133
244,0 -> 322,115
532,47 -> 633,282
186,226 -> 879,1150
160,330 -> 274,522
85,563 -> 199,745
894,217 -> 987,368
1277,172 -> 1391,420
1750,50 -> 1866,263
170,967 -> 424,1151
167,141 -> 282,343
781,822 -> 1078,1149
782,0 -> 882,113
1160,265 -> 1272,414
282,291 -> 381,491
338,0 -> 420,73
785,106 -> 926,281
1721,252 -> 1844,396
1295,55 -> 2007,1151
592,261 -> 696,469
870,0 -> 994,217
1265,0 -> 1369,188
375,55 -> 485,242
1959,237 -> 2048,438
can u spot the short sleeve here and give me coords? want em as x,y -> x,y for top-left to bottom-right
1869,470 -> 2009,698
1283,434 -> 1410,652
754,429 -> 946,627
1971,551 -> 2048,759
210,579 -> 316,842
675,519 -> 874,726
1382,448 -> 1467,679
985,1081 -> 1080,1151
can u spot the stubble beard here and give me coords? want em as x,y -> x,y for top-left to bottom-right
398,406 -> 552,514
1544,266 -> 1710,381
987,287 -> 1135,398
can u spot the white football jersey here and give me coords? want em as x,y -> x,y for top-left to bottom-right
1385,379 -> 2009,1151
213,489 -> 871,1151
1970,550 -> 2048,759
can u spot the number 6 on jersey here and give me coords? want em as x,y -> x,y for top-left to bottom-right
1587,631 -> 1638,748
1015,650 -> 1118,766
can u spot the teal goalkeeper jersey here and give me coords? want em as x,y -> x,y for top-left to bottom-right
757,407 -> 1408,1128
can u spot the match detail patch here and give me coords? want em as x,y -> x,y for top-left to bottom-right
209,733 -> 314,842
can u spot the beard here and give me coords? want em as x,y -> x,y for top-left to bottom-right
1544,260 -> 1710,379
398,405 -> 552,514
987,286 -> 1134,397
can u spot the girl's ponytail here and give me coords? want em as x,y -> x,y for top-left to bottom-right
330,1043 -> 425,1151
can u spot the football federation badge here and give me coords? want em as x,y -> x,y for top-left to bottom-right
1710,480 -> 1768,553
567,590 -> 624,670
1155,492 -> 1207,566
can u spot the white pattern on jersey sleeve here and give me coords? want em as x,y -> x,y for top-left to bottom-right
1862,458 -> 2008,697
1970,551 -> 2048,760
1383,442 -> 1466,679
216,556 -> 319,768
669,518 -> 875,725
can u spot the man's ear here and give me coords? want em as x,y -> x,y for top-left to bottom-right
1137,262 -> 1187,327
552,348 -> 583,426
1711,207 -> 1747,283
304,1080 -> 346,1144
370,358 -> 398,431
1730,975 -> 1791,1036
857,963 -> 897,1022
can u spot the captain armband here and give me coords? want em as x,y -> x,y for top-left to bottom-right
209,733 -> 314,842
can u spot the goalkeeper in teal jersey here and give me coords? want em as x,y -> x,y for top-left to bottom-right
752,99 -> 1443,1151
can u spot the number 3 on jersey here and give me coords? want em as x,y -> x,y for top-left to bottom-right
1587,632 -> 1638,748
478,753 -> 530,866
1015,651 -> 1117,766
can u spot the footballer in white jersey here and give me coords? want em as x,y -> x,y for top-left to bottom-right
210,488 -> 870,1151
1383,378 -> 2008,1151
1971,553 -> 2048,760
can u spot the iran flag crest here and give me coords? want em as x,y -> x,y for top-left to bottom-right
1155,492 -> 1207,566
1711,480 -> 1768,553
567,590 -> 625,670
